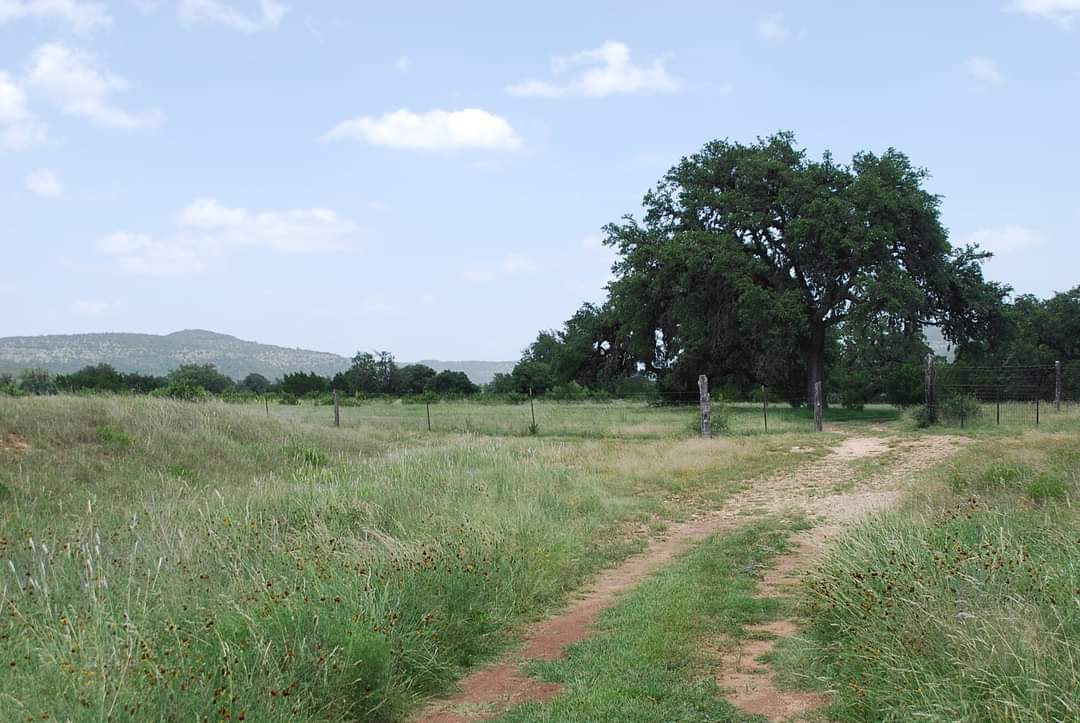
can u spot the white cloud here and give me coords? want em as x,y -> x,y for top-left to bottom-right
97,231 -> 209,275
965,55 -> 1003,84
500,253 -> 541,274
68,299 -> 115,315
757,12 -> 791,42
98,198 -> 357,274
324,108 -> 521,151
356,298 -> 400,317
25,44 -> 163,130
394,55 -> 410,73
507,41 -> 680,98
178,0 -> 286,33
0,70 -> 47,150
1009,0 -> 1080,25
461,254 -> 541,283
25,168 -> 64,198
964,225 -> 1044,254
0,0 -> 111,32
461,267 -> 496,283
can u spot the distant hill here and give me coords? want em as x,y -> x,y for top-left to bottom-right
0,330 -> 515,384
416,360 -> 516,385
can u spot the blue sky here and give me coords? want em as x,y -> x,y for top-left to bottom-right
1,0 -> 1078,360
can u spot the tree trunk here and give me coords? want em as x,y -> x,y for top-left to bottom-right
805,323 -> 826,407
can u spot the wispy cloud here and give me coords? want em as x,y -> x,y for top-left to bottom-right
25,44 -> 163,130
68,298 -> 116,316
324,108 -> 521,151
25,168 -> 64,198
394,55 -> 410,73
1009,0 -> 1080,26
0,0 -> 111,32
98,198 -> 357,274
507,41 -> 680,98
964,225 -> 1043,254
461,254 -> 542,283
965,55 -> 1004,84
757,12 -> 791,42
0,70 -> 47,150
177,0 -> 286,33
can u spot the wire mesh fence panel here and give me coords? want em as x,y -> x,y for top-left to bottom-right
932,363 -> 1071,429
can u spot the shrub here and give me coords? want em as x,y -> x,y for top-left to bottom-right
940,394 -> 982,423
149,382 -> 210,401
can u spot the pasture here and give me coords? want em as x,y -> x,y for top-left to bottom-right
0,395 -> 831,721
1,395 -> 1076,721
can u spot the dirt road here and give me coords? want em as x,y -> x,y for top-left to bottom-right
416,433 -> 964,722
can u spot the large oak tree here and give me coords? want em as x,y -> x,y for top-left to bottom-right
603,132 -> 1004,399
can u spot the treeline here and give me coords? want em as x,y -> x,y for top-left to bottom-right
0,349 -> 655,401
0,353 -> 477,400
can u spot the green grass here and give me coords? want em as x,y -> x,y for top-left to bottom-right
262,398 -> 902,439
776,430 -> 1080,722
0,395 -> 827,722
498,520 -> 799,723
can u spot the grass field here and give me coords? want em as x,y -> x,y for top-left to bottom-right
0,395 -> 833,722
2,394 -> 1074,721
271,398 -> 903,438
774,429 -> 1080,720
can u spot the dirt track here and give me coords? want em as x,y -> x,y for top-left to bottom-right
415,433 -> 965,722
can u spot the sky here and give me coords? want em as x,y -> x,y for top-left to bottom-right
1,0 -> 1078,360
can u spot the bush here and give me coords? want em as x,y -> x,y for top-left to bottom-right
910,404 -> 936,428
940,394 -> 982,423
149,382 -> 210,401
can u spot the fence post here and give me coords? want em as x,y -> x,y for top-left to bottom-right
814,381 -> 824,432
1056,361 -> 1062,413
333,389 -> 340,428
762,385 -> 768,434
925,353 -> 937,424
426,401 -> 432,432
264,395 -> 269,418
529,388 -> 537,432
698,375 -> 711,438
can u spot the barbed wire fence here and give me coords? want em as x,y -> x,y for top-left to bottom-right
314,359 -> 1076,438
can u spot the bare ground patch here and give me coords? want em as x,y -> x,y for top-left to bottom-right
0,431 -> 30,454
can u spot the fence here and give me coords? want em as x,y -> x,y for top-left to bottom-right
304,359 -> 1076,440
930,359 -> 1078,429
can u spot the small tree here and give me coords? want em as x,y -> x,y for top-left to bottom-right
431,370 -> 479,396
167,364 -> 235,394
18,368 -> 55,395
240,372 -> 271,394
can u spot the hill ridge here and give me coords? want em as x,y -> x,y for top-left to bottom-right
0,331 -> 514,384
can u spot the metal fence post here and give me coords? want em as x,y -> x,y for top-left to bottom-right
698,375 -> 711,438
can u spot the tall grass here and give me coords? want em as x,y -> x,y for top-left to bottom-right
0,395 -> 820,721
784,432 -> 1080,721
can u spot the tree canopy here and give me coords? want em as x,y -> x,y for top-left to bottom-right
601,132 -> 1005,399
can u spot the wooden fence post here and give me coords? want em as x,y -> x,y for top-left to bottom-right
264,395 -> 269,418
698,375 -> 711,438
1055,360 -> 1062,412
762,385 -> 768,434
426,401 -> 432,431
333,389 -> 340,428
814,381 -> 823,432
925,353 -> 937,423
